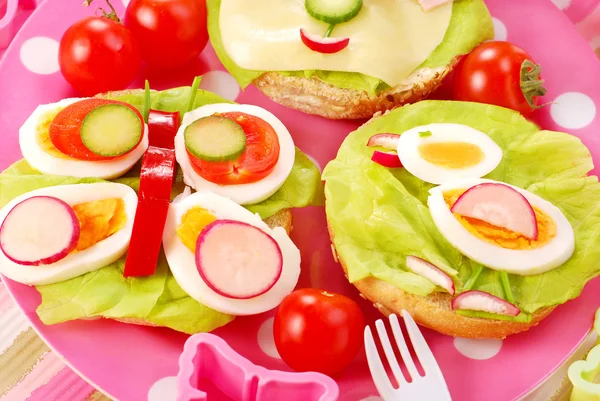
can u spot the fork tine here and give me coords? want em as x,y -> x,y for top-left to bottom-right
401,310 -> 445,378
364,326 -> 396,399
388,314 -> 421,380
375,319 -> 407,386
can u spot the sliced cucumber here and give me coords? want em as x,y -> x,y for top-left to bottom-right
184,116 -> 247,162
80,104 -> 143,157
305,0 -> 363,24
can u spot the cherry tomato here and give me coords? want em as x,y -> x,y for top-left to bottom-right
59,17 -> 141,96
49,99 -> 144,161
124,0 -> 208,70
274,289 -> 365,376
188,112 -> 280,185
452,41 -> 546,116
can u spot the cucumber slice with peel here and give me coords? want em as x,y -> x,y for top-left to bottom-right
80,104 -> 143,157
305,0 -> 363,24
184,116 -> 247,162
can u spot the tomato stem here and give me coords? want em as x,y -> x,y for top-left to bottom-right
324,24 -> 335,38
520,60 -> 547,109
84,0 -> 121,23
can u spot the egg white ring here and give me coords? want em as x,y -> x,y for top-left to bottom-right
20,98 -> 149,180
175,103 -> 296,205
0,183 -> 138,285
428,178 -> 575,275
397,123 -> 503,185
162,191 -> 301,315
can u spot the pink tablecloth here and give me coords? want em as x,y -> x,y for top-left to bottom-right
0,1 -> 599,401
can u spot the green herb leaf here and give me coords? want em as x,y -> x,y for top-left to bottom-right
419,131 -> 432,137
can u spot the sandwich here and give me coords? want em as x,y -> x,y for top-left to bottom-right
0,82 -> 323,334
207,0 -> 494,119
323,100 -> 600,339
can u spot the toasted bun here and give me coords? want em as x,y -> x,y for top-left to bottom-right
253,57 -> 460,120
113,209 -> 293,330
327,219 -> 555,339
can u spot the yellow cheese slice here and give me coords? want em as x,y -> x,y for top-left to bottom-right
219,0 -> 453,86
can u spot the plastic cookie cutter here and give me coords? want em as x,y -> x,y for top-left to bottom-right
0,0 -> 39,49
568,308 -> 600,401
176,333 -> 340,401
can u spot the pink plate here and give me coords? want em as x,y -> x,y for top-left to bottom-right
1,0 -> 600,400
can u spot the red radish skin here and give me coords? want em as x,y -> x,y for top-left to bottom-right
452,290 -> 521,316
299,28 -> 349,54
196,220 -> 283,300
406,256 -> 455,295
371,150 -> 403,168
451,183 -> 538,240
367,134 -> 400,150
0,196 -> 80,266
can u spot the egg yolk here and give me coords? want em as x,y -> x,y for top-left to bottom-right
36,107 -> 73,160
72,198 -> 127,252
443,189 -> 556,250
177,207 -> 217,252
418,142 -> 484,169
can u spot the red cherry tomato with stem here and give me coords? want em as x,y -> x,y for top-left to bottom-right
274,288 -> 365,376
59,3 -> 141,96
452,41 -> 547,116
124,0 -> 208,70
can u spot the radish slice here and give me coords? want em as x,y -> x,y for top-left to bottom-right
367,134 -> 400,150
452,290 -> 521,316
371,150 -> 403,168
406,256 -> 455,295
196,219 -> 283,299
0,196 -> 80,266
451,183 -> 538,240
299,28 -> 349,54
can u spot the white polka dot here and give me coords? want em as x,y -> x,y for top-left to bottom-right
257,317 -> 281,359
551,0 -> 572,10
199,71 -> 240,101
20,37 -> 60,75
359,397 -> 384,401
551,92 -> 597,129
305,153 -> 322,172
492,18 -> 507,41
148,376 -> 178,401
454,338 -> 502,360
122,0 -> 130,6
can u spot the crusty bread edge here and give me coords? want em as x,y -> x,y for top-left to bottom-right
327,218 -> 555,339
253,57 -> 460,120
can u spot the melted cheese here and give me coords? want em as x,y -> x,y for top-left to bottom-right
219,0 -> 453,86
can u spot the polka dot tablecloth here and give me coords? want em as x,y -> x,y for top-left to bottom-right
0,1 -> 600,401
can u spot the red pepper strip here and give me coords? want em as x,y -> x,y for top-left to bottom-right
147,110 -> 181,150
124,110 -> 180,277
138,147 -> 177,201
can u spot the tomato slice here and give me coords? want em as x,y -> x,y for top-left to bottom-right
187,112 -> 280,185
49,99 -> 144,161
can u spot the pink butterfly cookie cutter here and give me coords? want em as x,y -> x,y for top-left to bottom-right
177,333 -> 340,401
0,0 -> 39,49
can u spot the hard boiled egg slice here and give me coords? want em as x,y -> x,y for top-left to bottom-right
397,123 -> 502,185
0,183 -> 137,285
175,103 -> 295,205
162,190 -> 301,315
19,98 -> 149,179
428,178 -> 574,275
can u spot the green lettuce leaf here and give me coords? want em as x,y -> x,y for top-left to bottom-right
0,86 -> 322,333
323,100 -> 599,321
207,0 -> 493,95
